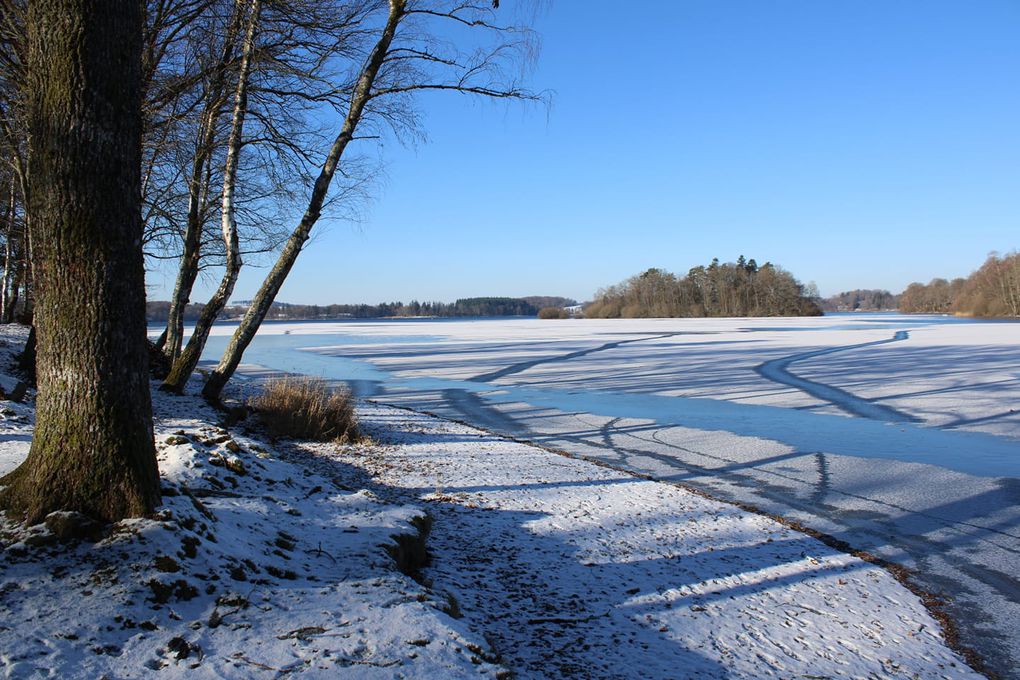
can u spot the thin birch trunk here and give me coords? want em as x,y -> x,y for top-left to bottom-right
203,0 -> 407,402
163,4 -> 244,361
18,196 -> 31,321
163,0 -> 259,393
0,179 -> 14,323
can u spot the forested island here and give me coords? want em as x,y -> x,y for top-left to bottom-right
584,257 -> 822,318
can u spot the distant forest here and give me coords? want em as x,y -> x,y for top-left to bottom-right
147,251 -> 1020,323
146,296 -> 577,322
898,252 -> 1020,316
819,289 -> 899,312
584,257 -> 822,318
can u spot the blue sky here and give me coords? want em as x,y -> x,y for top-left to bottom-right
149,0 -> 1020,304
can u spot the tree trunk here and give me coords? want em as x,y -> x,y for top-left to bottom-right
0,179 -> 14,323
203,0 -> 407,402
162,5 -> 244,361
163,0 -> 259,393
162,207 -> 202,360
0,0 -> 160,524
154,326 -> 168,351
18,324 -> 35,382
15,206 -> 33,324
0,106 -> 32,324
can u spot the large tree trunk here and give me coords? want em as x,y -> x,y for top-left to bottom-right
0,0 -> 160,524
203,0 -> 406,402
162,0 -> 258,393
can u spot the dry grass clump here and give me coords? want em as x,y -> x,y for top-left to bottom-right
249,377 -> 360,443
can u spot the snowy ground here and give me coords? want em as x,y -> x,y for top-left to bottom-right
0,320 -> 993,678
190,313 -> 1020,677
0,329 -> 504,678
332,404 -> 982,679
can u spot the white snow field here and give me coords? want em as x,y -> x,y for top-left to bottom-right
190,313 -> 1020,677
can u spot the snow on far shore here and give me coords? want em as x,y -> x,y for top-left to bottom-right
0,324 -> 985,678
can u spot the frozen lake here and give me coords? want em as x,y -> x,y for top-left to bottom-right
186,313 -> 1020,677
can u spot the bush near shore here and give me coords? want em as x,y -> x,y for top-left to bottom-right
250,377 -> 359,443
537,307 -> 570,319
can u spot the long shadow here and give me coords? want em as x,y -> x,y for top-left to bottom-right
754,330 -> 920,422
338,415 -> 979,679
398,389 -> 1020,553
200,320 -> 1020,673
385,386 -> 1020,673
276,432 -> 733,678
470,332 -> 685,382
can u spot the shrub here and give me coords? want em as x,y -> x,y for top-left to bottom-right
537,306 -> 569,319
249,376 -> 359,443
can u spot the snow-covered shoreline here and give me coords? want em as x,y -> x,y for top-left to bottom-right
0,372 -> 504,676
0,324 -> 987,677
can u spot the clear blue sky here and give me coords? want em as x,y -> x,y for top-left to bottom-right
149,0 -> 1020,304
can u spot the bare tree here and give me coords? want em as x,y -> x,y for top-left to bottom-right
162,0 -> 259,392
0,0 -> 159,523
143,0 -> 352,360
0,2 -> 31,324
0,175 -> 21,322
202,0 -> 540,401
160,0 -> 244,361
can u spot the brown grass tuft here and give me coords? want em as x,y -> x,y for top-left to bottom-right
249,377 -> 360,443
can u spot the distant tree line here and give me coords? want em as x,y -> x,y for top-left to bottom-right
584,256 -> 822,318
146,296 -> 578,322
899,252 -> 1020,317
819,289 -> 899,312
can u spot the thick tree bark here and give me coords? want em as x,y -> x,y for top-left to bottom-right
162,0 -> 258,393
0,0 -> 160,524
203,0 -> 406,402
